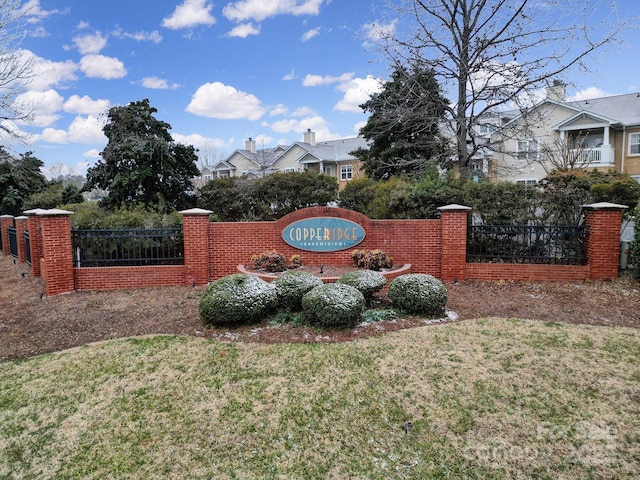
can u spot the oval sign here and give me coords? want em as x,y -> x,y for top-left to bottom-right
282,217 -> 366,252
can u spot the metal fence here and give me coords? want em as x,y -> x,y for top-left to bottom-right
24,230 -> 31,265
467,224 -> 587,265
8,226 -> 18,258
72,228 -> 184,268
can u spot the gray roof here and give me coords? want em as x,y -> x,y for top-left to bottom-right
291,136 -> 368,162
564,92 -> 640,126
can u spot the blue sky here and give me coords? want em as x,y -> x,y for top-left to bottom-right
6,0 -> 640,177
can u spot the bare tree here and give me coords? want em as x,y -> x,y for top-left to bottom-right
193,144 -> 225,188
378,0 -> 633,178
0,0 -> 34,138
538,135 -> 592,174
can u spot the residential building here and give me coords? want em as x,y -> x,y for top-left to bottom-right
200,130 -> 368,189
489,88 -> 640,184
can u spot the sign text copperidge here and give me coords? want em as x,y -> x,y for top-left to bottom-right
282,217 -> 366,252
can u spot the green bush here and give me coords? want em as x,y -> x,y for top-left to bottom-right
198,274 -> 277,325
337,270 -> 386,305
388,274 -> 448,317
301,283 -> 365,328
273,270 -> 323,311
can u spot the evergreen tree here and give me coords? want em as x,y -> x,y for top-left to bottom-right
0,149 -> 47,215
85,99 -> 199,211
352,63 -> 449,180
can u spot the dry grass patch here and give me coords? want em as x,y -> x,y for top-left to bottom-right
1,319 -> 639,479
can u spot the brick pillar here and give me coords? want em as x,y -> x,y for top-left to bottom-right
583,202 -> 627,281
14,216 -> 28,263
0,215 -> 13,256
38,209 -> 75,296
438,204 -> 472,281
24,209 -> 46,277
180,208 -> 212,286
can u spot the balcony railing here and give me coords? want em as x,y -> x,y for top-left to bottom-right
570,146 -> 615,166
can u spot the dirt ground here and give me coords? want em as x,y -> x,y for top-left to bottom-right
1,254 -> 639,362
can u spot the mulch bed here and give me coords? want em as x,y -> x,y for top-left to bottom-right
1,254 -> 639,362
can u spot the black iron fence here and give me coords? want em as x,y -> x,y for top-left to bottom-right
72,228 -> 184,268
24,229 -> 31,265
8,226 -> 18,258
467,224 -> 587,265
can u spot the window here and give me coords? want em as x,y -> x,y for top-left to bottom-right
284,168 -> 295,173
516,139 -> 539,162
323,166 -> 334,176
203,174 -> 212,182
629,132 -> 640,155
340,165 -> 353,181
516,179 -> 538,185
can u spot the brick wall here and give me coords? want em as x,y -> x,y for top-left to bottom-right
0,203 -> 629,295
207,207 -> 443,280
74,265 -> 186,290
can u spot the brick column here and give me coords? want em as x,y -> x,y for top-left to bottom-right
14,216 -> 28,263
24,209 -> 46,277
438,204 -> 472,281
38,209 -> 75,296
180,208 -> 212,286
583,202 -> 627,281
0,215 -> 13,256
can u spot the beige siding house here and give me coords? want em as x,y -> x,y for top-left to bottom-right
204,130 -> 368,189
491,90 -> 640,184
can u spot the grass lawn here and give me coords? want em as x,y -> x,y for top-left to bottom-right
1,318 -> 639,479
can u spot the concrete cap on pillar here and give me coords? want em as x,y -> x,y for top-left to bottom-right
179,208 -> 213,216
581,202 -> 628,210
437,204 -> 472,211
35,209 -> 74,216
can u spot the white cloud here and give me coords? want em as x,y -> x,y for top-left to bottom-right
40,127 -> 68,144
186,82 -> 266,120
68,115 -> 107,144
173,133 -> 229,150
38,115 -> 106,145
302,27 -> 320,42
334,75 -> 382,113
223,0 -> 325,23
20,50 -> 77,91
29,26 -> 48,38
303,72 -> 354,87
162,0 -> 216,30
73,31 -> 107,55
361,20 -> 397,47
569,87 -> 614,101
112,29 -> 163,43
142,77 -> 180,90
15,89 -> 64,127
82,148 -> 101,159
226,23 -> 261,38
269,104 -> 289,116
64,95 -> 110,115
18,0 -> 67,24
79,55 -> 127,79
265,114 -> 341,141
283,69 -> 297,81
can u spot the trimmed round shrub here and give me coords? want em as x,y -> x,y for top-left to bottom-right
199,274 -> 276,325
301,283 -> 365,328
388,274 -> 448,317
337,270 -> 386,305
273,270 -> 323,311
